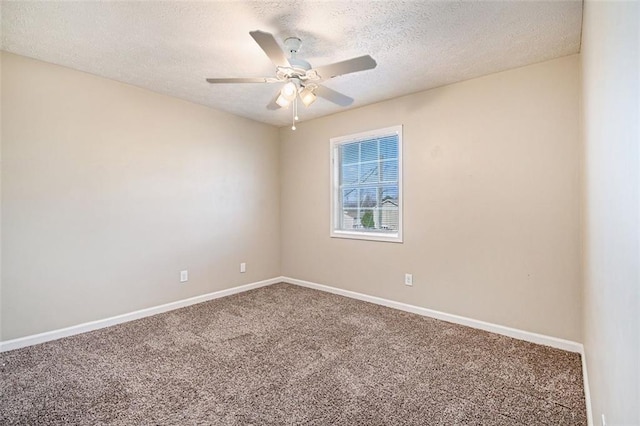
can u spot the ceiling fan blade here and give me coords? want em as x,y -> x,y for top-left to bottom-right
313,55 -> 377,80
206,77 -> 278,84
249,30 -> 290,68
316,85 -> 354,107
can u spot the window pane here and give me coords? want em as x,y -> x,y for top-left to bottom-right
380,160 -> 398,183
341,143 -> 359,165
359,208 -> 376,229
342,188 -> 358,209
361,140 -> 378,162
341,209 -> 358,230
379,203 -> 399,230
379,136 -> 398,159
381,185 -> 399,204
359,162 -> 378,183
342,164 -> 359,185
359,188 -> 378,208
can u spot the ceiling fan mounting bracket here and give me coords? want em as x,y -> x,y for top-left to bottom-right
283,37 -> 302,54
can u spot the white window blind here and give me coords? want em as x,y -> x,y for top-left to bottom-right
330,125 -> 402,242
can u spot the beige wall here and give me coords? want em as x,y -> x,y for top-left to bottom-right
1,52 -> 280,340
2,53 -> 585,345
581,0 -> 640,424
281,55 -> 582,342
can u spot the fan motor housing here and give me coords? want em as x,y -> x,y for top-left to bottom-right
288,57 -> 312,71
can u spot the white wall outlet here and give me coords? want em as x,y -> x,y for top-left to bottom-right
404,273 -> 413,286
240,262 -> 246,273
601,414 -> 606,426
180,270 -> 188,283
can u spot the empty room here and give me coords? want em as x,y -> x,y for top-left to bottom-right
1,1 -> 638,425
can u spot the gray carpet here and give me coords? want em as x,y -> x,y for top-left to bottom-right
1,283 -> 586,425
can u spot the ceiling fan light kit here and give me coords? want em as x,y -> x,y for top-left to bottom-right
206,30 -> 377,130
281,81 -> 298,101
299,85 -> 317,107
275,93 -> 291,108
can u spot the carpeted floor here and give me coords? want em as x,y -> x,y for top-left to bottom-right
1,283 -> 586,425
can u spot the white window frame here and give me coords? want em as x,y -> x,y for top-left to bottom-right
330,125 -> 403,243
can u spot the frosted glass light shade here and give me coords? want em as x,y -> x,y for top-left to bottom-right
300,87 -> 317,107
281,82 -> 297,101
276,93 -> 291,108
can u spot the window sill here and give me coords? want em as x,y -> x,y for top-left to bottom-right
330,230 -> 403,243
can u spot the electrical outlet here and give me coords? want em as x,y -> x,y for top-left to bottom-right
180,270 -> 188,283
601,414 -> 606,426
404,273 -> 413,286
240,262 -> 246,273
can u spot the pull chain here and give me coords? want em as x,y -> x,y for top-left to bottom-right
291,96 -> 298,130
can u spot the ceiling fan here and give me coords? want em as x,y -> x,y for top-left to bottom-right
206,30 -> 377,129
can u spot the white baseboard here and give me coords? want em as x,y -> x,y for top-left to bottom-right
1,274 -> 592,422
0,276 -> 583,354
0,277 -> 281,352
581,348 -> 594,426
282,276 -> 584,354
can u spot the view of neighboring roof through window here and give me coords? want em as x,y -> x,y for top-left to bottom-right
330,125 -> 403,243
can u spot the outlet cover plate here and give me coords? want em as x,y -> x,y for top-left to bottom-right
404,273 -> 413,286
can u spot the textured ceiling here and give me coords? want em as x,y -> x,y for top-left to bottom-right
1,1 -> 582,127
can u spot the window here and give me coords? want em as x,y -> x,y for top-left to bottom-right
330,125 -> 402,242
